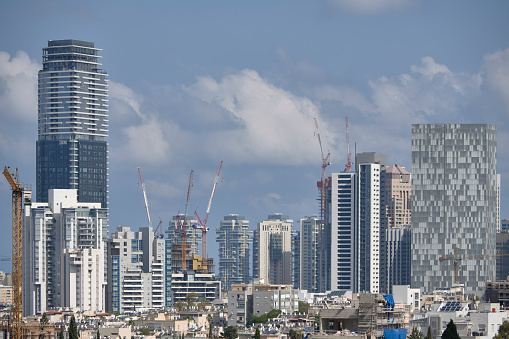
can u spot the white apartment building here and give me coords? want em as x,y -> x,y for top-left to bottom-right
330,172 -> 356,292
253,214 -> 293,285
106,226 -> 166,314
358,163 -> 381,293
23,189 -> 107,315
61,248 -> 104,311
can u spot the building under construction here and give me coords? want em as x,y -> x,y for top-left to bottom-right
319,293 -> 410,337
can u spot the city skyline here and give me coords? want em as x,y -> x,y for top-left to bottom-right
1,1 -> 509,274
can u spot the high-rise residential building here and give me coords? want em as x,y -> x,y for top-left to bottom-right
253,214 -> 293,285
385,225 -> 411,293
411,124 -> 498,292
299,217 -> 319,292
216,214 -> 253,291
36,39 -> 108,208
106,226 -> 166,314
292,227 -> 300,289
316,179 -> 332,293
357,153 -> 386,293
357,162 -> 382,293
23,189 -> 107,315
385,164 -> 411,228
330,173 -> 357,292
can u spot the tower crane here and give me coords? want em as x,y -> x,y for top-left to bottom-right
344,116 -> 352,172
194,161 -> 223,268
439,247 -> 509,285
176,170 -> 194,271
3,166 -> 27,339
138,167 -> 153,228
314,118 -> 331,215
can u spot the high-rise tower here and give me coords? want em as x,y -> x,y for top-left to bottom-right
36,39 -> 108,208
216,214 -> 252,291
411,124 -> 498,292
253,213 -> 293,285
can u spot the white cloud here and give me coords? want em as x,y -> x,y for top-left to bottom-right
187,69 -> 335,166
0,51 -> 39,122
326,0 -> 416,14
116,118 -> 173,166
483,48 -> 509,112
109,81 -> 144,119
367,57 -> 482,128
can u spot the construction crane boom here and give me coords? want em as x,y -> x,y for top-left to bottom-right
179,170 -> 194,271
3,166 -> 25,339
138,167 -> 152,228
439,247 -> 509,285
195,161 -> 223,267
314,118 -> 331,212
344,116 -> 352,172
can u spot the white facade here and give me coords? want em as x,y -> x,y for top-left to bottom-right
23,189 -> 107,315
253,214 -> 293,285
106,226 -> 166,314
358,163 -> 381,293
330,173 -> 356,292
392,285 -> 420,311
61,248 -> 104,311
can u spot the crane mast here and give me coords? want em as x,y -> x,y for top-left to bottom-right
195,161 -> 223,267
138,167 -> 152,228
179,170 -> 194,271
3,166 -> 26,339
344,116 -> 352,172
314,118 -> 331,213
439,247 -> 507,285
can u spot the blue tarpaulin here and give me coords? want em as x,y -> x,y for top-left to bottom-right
384,329 -> 407,339
383,294 -> 395,308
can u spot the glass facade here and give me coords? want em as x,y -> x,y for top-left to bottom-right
216,214 -> 252,291
411,124 -> 498,292
36,39 -> 108,208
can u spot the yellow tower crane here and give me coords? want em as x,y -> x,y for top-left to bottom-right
439,247 -> 509,285
3,166 -> 27,339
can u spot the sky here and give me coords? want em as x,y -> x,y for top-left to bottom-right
1,1 -> 509,274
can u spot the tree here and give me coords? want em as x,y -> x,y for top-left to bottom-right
221,326 -> 237,339
40,313 -> 49,324
267,309 -> 281,319
139,327 -> 152,336
59,329 -> 64,339
426,326 -> 432,339
409,327 -> 424,339
207,314 -> 213,338
186,293 -> 199,306
254,328 -> 260,339
68,316 -> 79,339
289,329 -> 303,339
494,320 -> 509,339
174,301 -> 186,312
96,330 -> 100,339
442,319 -> 460,339
298,301 -> 309,314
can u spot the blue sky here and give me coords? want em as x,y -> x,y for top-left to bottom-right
1,0 -> 509,273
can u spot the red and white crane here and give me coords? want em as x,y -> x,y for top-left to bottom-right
138,167 -> 153,228
344,116 -> 352,172
314,118 -> 331,213
195,161 -> 223,267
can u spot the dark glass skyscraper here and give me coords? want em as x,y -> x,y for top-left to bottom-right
36,40 -> 108,207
